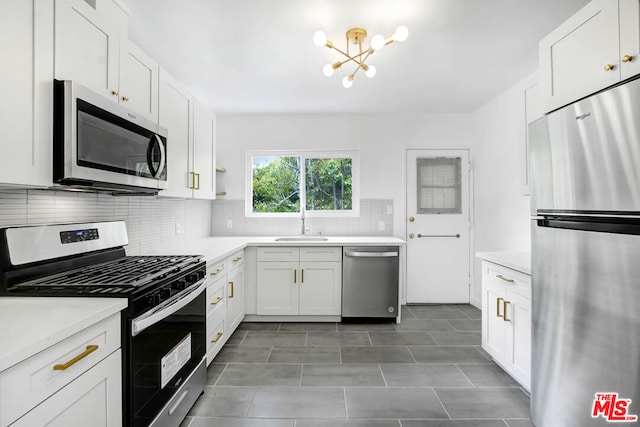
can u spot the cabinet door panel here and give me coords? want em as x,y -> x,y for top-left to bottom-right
299,261 -> 342,315
0,0 -> 53,187
506,290 -> 531,389
12,350 -> 121,427
158,69 -> 194,198
227,266 -> 244,332
55,0 -> 120,100
539,0 -> 620,112
620,0 -> 640,79
257,262 -> 298,315
193,100 -> 216,200
482,279 -> 506,363
120,41 -> 158,121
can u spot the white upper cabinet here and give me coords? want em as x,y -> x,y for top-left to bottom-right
0,0 -> 53,188
158,69 -> 217,200
119,40 -> 159,122
540,0 -> 640,113
55,0 -> 159,121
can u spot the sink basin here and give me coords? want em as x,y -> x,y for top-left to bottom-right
274,237 -> 329,242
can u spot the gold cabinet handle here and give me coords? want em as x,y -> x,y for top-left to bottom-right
294,269 -> 297,283
503,300 -> 511,322
121,95 -> 129,102
229,281 -> 234,298
210,296 -> 223,305
604,63 -> 615,71
496,297 -> 504,317
496,274 -> 515,283
190,172 -> 196,189
408,233 -> 415,239
301,268 -> 304,283
210,267 -> 223,276
111,89 -> 119,96
211,332 -> 223,343
53,345 -> 99,370
233,257 -> 242,262
623,55 -> 634,63
195,173 -> 201,190
409,216 -> 415,222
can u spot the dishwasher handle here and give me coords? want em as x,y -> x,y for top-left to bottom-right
344,251 -> 398,258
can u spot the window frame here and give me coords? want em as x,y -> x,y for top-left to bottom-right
245,150 -> 360,218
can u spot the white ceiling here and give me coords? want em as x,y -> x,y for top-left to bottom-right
127,0 -> 589,114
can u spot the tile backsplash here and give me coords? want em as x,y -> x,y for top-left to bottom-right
0,189 -> 211,255
211,199 -> 394,236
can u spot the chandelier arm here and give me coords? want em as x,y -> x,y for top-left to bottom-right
330,47 -> 370,67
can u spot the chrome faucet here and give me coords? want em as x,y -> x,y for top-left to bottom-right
301,209 -> 306,236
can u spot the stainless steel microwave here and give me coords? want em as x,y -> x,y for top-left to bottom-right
53,80 -> 168,194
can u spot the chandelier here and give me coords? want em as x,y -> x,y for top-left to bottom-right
313,25 -> 409,88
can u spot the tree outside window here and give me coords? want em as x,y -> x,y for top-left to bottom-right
247,151 -> 359,217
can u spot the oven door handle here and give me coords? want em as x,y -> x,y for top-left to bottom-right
131,278 -> 206,337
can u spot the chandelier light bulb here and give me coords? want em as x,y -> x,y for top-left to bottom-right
393,25 -> 409,42
365,65 -> 377,78
342,75 -> 354,88
322,63 -> 335,77
313,30 -> 327,47
371,34 -> 386,51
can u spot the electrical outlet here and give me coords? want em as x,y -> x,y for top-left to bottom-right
378,221 -> 385,231
175,221 -> 182,235
226,219 -> 233,229
386,205 -> 393,215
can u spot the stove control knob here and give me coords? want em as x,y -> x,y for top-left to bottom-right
153,292 -> 162,305
162,288 -> 171,300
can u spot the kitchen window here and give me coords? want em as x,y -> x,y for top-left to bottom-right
246,151 -> 360,217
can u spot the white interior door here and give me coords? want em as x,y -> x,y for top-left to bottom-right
406,149 -> 471,303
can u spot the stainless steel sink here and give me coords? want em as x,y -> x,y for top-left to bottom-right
274,237 -> 329,242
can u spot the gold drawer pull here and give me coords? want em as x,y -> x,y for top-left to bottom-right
301,268 -> 304,283
121,95 -> 129,102
211,332 -> 223,343
623,54 -> 634,63
496,297 -> 504,317
210,296 -> 223,305
496,274 -> 515,283
53,345 -> 99,371
604,63 -> 615,72
210,268 -> 223,276
229,281 -> 234,298
233,257 -> 242,262
503,300 -> 511,322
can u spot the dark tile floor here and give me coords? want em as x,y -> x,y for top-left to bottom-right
182,305 -> 534,427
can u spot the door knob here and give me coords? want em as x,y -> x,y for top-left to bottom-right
409,217 -> 415,222
408,233 -> 415,239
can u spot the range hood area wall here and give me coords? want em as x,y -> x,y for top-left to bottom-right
0,189 -> 211,255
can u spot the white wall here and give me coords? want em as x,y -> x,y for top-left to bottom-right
469,73 -> 535,305
216,113 -> 475,238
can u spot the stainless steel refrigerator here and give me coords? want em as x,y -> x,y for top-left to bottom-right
530,78 -> 640,427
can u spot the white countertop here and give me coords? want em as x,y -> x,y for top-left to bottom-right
0,297 -> 127,372
147,236 -> 406,264
476,251 -> 531,275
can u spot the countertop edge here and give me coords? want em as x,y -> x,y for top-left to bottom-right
476,251 -> 531,275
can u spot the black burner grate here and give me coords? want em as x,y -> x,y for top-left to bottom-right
14,255 -> 201,289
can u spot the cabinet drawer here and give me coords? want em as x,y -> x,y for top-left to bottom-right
484,263 -> 531,299
0,313 -> 120,426
207,260 -> 225,281
206,310 -> 227,364
226,250 -> 244,271
206,280 -> 226,317
257,247 -> 299,262
300,247 -> 341,262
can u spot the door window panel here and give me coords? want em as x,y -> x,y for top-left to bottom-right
416,157 -> 462,214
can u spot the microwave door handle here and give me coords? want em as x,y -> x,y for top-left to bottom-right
153,134 -> 166,179
131,279 -> 206,336
146,136 -> 159,178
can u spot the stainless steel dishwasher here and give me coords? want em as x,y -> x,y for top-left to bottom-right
342,246 -> 399,318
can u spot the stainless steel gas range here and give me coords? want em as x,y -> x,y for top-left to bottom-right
0,221 -> 206,427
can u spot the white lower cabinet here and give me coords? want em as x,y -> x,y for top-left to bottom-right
11,350 -> 122,427
0,313 -> 122,427
481,261 -> 531,390
257,247 -> 342,316
205,250 -> 245,365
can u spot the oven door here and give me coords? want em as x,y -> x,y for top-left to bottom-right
128,279 -> 206,427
